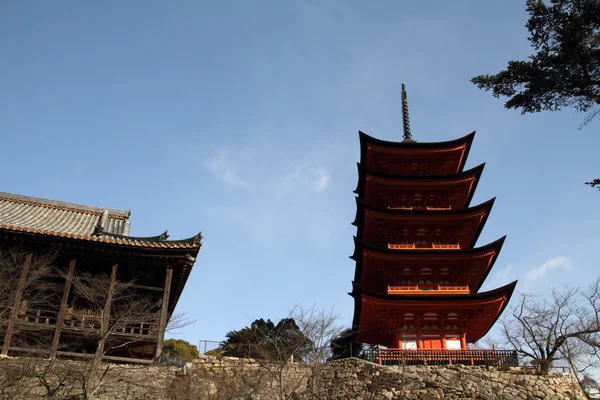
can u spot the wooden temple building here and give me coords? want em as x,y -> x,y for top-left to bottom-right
0,192 -> 201,363
351,85 -> 517,365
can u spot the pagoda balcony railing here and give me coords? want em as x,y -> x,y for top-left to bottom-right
2,307 -> 159,338
387,243 -> 461,250
386,206 -> 453,211
388,243 -> 416,250
431,243 -> 461,250
387,284 -> 470,295
361,348 -> 518,367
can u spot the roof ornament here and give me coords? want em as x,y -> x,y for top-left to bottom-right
159,230 -> 170,241
93,220 -> 104,236
193,232 -> 203,246
401,83 -> 415,143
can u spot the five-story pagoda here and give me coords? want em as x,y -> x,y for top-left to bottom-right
351,85 -> 516,352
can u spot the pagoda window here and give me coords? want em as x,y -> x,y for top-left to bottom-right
446,339 -> 461,349
402,340 -> 417,350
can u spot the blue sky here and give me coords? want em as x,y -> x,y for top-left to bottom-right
2,1 -> 599,348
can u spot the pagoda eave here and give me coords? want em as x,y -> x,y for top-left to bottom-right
351,280 -> 517,345
354,163 -> 485,210
359,130 -> 476,175
352,236 -> 506,292
350,235 -> 506,259
353,197 -> 495,218
353,198 -> 495,250
350,280 -> 516,302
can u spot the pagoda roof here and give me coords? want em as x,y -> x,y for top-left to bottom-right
351,236 -> 506,292
354,163 -> 485,209
351,280 -> 517,345
353,197 -> 495,250
359,131 -> 475,175
0,191 -> 201,250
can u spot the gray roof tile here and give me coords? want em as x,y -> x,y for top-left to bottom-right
0,192 -> 130,236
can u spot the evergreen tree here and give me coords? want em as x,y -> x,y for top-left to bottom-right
329,329 -> 363,360
220,318 -> 312,361
471,0 -> 600,124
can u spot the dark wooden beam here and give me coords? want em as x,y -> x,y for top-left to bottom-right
7,347 -> 153,364
49,259 -> 76,359
56,350 -> 154,364
5,346 -> 50,357
128,283 -> 164,292
43,274 -> 163,292
153,266 -> 173,360
1,253 -> 32,356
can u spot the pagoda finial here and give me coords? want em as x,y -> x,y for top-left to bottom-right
401,83 -> 415,142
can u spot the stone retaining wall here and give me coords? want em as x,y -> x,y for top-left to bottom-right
0,355 -> 586,399
314,358 -> 586,399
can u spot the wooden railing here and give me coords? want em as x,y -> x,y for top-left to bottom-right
387,243 -> 461,250
387,243 -> 416,250
431,243 -> 461,250
5,307 -> 158,338
361,348 -> 518,367
387,284 -> 469,294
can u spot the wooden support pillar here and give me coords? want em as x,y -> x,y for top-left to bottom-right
460,333 -> 467,349
1,253 -> 33,356
441,337 -> 447,350
154,266 -> 173,360
50,259 -> 76,359
392,332 -> 402,349
96,264 -> 118,358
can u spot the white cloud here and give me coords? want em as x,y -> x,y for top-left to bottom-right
489,263 -> 513,288
205,149 -> 250,189
526,256 -> 571,281
309,168 -> 331,192
201,141 -> 343,248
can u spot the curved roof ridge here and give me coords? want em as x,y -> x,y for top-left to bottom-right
351,235 -> 506,257
358,130 -> 476,148
351,279 -> 517,301
101,230 -> 203,245
355,162 -> 485,182
354,196 -> 495,216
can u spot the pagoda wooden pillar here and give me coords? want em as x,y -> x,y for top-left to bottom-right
1,253 -> 32,356
460,333 -> 467,349
392,331 -> 402,349
50,259 -> 76,359
416,332 -> 423,349
154,266 -> 173,360
441,337 -> 447,350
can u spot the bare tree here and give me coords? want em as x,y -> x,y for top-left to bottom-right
0,248 -> 61,351
500,279 -> 600,379
60,269 -> 159,397
0,249 -> 57,322
244,305 -> 343,400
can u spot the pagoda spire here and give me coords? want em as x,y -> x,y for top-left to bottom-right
401,83 -> 415,142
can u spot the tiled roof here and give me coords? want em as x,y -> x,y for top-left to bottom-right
0,192 -> 201,249
0,192 -> 130,236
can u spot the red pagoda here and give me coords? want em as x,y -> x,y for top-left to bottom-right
351,85 -> 516,354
